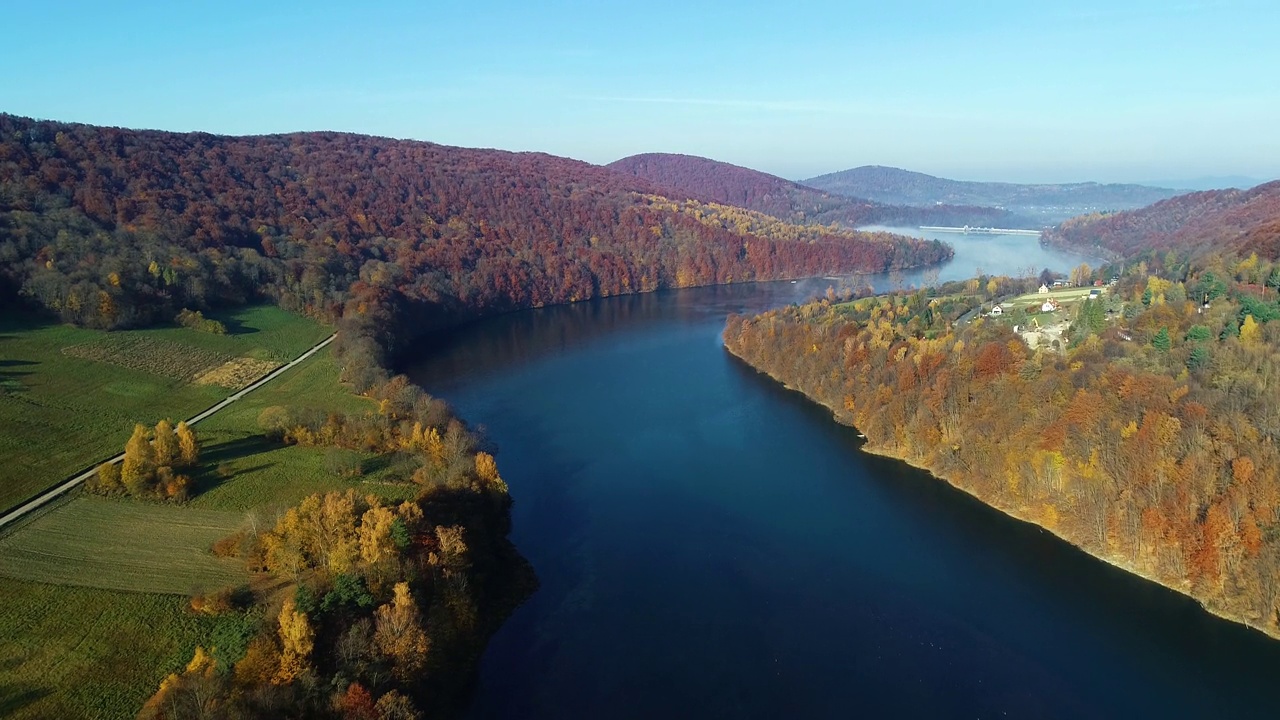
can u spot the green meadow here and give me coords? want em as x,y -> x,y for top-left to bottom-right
0,305 -> 332,513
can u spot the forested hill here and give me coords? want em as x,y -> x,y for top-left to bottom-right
0,114 -> 949,333
805,165 -> 1179,222
1043,181 -> 1280,261
608,152 -> 848,219
607,152 -> 1017,228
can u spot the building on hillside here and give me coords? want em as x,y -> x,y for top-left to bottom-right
990,304 -> 1004,316
1038,284 -> 1049,294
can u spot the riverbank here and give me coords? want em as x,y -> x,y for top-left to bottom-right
722,334 -> 1279,644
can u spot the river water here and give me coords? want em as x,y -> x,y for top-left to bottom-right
406,231 -> 1280,719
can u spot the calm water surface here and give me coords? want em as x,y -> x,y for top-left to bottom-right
406,235 -> 1280,719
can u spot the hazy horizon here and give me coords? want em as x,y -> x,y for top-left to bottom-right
3,0 -> 1278,186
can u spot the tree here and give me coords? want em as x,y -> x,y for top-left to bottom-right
154,418 -> 179,467
475,451 -> 504,490
1267,266 -> 1280,297
1070,262 -> 1092,286
176,421 -> 199,466
359,505 -> 398,566
1039,268 -> 1054,287
122,423 -> 156,494
94,462 -> 122,493
138,646 -> 223,720
1185,325 -> 1211,342
374,582 -> 430,681
373,691 -> 421,720
1152,327 -> 1171,352
1240,314 -> 1262,345
1075,298 -> 1105,336
1187,345 -> 1210,371
275,598 -> 315,684
234,636 -> 281,690
336,683 -> 379,720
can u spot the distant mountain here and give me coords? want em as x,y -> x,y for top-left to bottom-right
1140,175 -> 1274,192
804,166 -> 1180,223
1042,180 -> 1280,260
607,153 -> 1021,229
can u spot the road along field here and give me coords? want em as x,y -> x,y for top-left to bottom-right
0,311 -> 449,720
0,305 -> 332,514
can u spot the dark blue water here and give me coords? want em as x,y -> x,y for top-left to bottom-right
406,239 -> 1280,719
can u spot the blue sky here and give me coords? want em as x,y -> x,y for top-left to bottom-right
3,0 -> 1277,183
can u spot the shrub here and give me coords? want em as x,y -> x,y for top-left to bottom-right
324,448 -> 364,477
212,532 -> 245,558
175,308 -> 227,334
88,462 -> 123,494
190,585 -> 250,615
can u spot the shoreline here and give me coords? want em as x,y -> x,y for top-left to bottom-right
722,341 -> 1279,643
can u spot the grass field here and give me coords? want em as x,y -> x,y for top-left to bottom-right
1004,286 -> 1104,309
0,497 -> 246,595
0,305 -> 331,513
0,579 -> 257,720
185,347 -> 423,512
0,307 -> 430,718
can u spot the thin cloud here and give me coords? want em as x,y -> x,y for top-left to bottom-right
579,95 -> 832,112
575,95 -> 974,121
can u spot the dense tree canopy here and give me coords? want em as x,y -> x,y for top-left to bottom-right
0,115 -> 949,333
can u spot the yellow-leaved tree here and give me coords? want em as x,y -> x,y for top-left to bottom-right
121,423 -> 156,495
153,418 -> 179,467
475,451 -> 506,491
1240,314 -> 1262,345
275,598 -> 314,684
359,504 -> 398,566
137,645 -> 221,720
374,582 -> 430,681
176,420 -> 199,466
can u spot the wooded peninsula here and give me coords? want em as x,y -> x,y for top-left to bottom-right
725,253 -> 1280,638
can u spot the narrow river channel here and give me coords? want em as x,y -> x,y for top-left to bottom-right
406,231 -> 1280,719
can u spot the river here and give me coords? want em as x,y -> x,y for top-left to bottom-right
405,231 -> 1280,719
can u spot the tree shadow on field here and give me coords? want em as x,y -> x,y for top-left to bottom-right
204,310 -> 258,337
0,361 -> 35,394
0,656 -> 50,716
194,463 -> 273,498
192,435 -> 281,497
0,685 -> 49,716
202,435 -> 278,466
360,451 -> 419,480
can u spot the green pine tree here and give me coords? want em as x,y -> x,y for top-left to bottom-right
1152,327 -> 1171,352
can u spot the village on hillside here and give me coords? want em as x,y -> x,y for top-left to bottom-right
985,277 -> 1119,352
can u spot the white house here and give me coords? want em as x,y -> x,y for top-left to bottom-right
1038,284 -> 1049,294
990,304 -> 1004,316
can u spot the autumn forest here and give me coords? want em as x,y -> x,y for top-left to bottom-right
4,105 -> 1280,720
725,252 -> 1280,637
